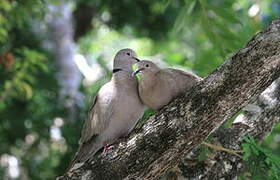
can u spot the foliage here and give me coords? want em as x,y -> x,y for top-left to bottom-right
0,0 -> 45,53
240,135 -> 280,180
0,48 -> 47,102
0,0 -> 69,179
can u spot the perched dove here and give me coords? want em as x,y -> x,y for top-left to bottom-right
68,49 -> 145,170
132,60 -> 202,110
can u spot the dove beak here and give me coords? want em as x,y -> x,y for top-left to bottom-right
132,56 -> 140,62
132,68 -> 144,77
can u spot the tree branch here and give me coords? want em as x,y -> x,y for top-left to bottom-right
175,78 -> 280,180
58,18 -> 280,180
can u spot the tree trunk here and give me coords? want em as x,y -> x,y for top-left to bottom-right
47,0 -> 82,121
58,18 -> 280,180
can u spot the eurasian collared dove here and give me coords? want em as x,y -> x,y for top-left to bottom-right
132,60 -> 202,110
132,61 -> 242,156
68,49 -> 145,170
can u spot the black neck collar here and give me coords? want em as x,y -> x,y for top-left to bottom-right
113,68 -> 123,74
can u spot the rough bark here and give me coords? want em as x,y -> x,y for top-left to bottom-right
58,18 -> 280,180
173,78 -> 280,180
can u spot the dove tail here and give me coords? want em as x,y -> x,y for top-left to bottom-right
66,136 -> 102,172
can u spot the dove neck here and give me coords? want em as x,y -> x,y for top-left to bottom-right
112,69 -> 137,87
139,72 -> 157,89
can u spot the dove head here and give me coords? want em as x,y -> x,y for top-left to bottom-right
132,60 -> 160,81
113,49 -> 140,71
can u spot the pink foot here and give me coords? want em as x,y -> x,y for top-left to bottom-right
102,144 -> 114,154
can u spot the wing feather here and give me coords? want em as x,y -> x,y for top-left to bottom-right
79,95 -> 97,145
165,68 -> 202,80
79,82 -> 115,145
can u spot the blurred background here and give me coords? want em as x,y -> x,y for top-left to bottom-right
0,0 -> 279,179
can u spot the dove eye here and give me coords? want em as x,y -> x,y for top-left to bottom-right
126,52 -> 131,56
145,64 -> 149,67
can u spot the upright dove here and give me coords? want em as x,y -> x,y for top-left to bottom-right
132,60 -> 202,110
68,49 -> 145,170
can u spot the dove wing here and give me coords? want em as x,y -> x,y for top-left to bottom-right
79,82 -> 115,145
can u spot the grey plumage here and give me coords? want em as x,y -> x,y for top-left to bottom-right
68,49 -> 145,170
133,60 -> 202,110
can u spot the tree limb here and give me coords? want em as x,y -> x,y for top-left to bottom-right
58,18 -> 280,180
175,78 -> 280,180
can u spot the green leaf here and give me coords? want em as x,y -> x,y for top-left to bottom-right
23,74 -> 35,84
242,143 -> 251,161
251,145 -> 259,156
36,62 -> 49,73
173,3 -> 190,33
187,0 -> 197,15
132,64 -> 141,81
207,4 -> 242,25
160,0 -> 173,13
19,82 -> 33,99
211,20 -> 241,42
135,108 -> 155,129
0,0 -> 12,11
200,16 -> 225,56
